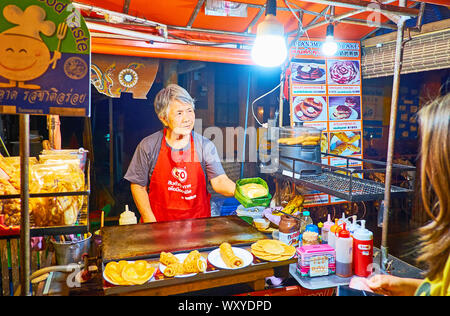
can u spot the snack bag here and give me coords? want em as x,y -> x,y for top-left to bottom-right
31,162 -> 85,226
0,156 -> 37,226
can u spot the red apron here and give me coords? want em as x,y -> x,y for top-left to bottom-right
148,129 -> 211,222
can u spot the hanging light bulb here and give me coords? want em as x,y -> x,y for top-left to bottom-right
321,24 -> 338,56
251,0 -> 287,67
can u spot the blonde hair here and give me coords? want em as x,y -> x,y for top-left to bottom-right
154,84 -> 195,126
416,93 -> 450,280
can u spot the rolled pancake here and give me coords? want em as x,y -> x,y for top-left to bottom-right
163,262 -> 185,277
182,250 -> 203,273
219,242 -> 243,268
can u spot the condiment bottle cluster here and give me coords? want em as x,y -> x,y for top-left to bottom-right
292,212 -> 374,279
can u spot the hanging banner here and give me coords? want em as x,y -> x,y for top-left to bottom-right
91,54 -> 159,99
289,38 -> 364,206
0,0 -> 90,117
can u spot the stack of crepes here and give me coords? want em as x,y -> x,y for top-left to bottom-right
219,242 -> 243,268
160,250 -> 207,277
251,239 -> 296,261
104,260 -> 156,285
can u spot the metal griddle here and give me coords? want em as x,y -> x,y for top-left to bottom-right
101,215 -> 267,263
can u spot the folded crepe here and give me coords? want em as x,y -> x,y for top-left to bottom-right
219,242 -> 243,268
240,183 -> 267,199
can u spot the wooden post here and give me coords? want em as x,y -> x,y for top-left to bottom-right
381,0 -> 407,272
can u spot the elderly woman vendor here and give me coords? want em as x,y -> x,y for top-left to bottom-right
125,84 -> 236,223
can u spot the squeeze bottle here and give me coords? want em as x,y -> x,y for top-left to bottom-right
336,223 -> 353,278
328,219 -> 341,249
299,211 -> 313,235
338,213 -> 347,225
321,214 -> 333,244
353,220 -> 373,277
348,215 -> 359,236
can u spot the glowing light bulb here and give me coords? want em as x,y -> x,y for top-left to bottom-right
251,34 -> 287,67
251,9 -> 287,68
322,35 -> 338,56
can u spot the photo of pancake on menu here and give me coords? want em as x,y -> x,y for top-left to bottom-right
291,59 -> 326,84
329,96 -> 361,121
329,131 -> 362,156
292,95 -> 328,122
327,60 -> 360,85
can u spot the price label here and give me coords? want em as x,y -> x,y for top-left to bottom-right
310,255 -> 329,277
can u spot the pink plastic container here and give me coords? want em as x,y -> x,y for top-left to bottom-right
296,244 -> 336,278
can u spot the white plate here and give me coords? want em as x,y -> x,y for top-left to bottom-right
159,253 -> 207,278
103,260 -> 156,286
329,106 -> 359,120
207,247 -> 253,270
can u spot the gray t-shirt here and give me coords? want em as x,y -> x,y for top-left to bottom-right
124,130 -> 225,187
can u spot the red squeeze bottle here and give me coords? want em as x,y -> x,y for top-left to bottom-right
353,220 -> 374,277
336,223 -> 353,278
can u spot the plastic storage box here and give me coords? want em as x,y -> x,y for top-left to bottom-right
296,244 -> 336,277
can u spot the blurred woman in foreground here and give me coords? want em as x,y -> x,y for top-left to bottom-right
368,94 -> 449,296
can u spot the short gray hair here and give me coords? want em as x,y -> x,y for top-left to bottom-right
154,84 -> 195,125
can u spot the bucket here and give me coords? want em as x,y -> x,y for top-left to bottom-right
51,233 -> 92,265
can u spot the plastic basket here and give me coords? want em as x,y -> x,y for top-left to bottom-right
235,177 -> 272,208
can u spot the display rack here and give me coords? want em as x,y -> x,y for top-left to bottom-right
0,160 -> 91,238
274,152 -> 415,202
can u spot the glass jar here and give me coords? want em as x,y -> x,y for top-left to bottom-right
278,215 -> 300,247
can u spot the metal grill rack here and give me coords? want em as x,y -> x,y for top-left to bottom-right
275,153 -> 415,202
0,161 -> 91,238
28,201 -> 89,237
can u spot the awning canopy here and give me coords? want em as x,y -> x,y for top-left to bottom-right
75,0 -> 449,64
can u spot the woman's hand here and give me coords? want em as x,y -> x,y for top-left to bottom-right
210,174 -> 236,197
367,274 -> 423,296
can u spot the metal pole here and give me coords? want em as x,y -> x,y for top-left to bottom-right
19,114 -> 30,296
109,98 -> 114,194
187,0 -> 205,28
278,72 -> 284,127
241,70 -> 251,179
381,2 -> 407,271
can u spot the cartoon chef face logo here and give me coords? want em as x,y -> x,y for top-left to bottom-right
0,5 -> 62,89
172,167 -> 187,183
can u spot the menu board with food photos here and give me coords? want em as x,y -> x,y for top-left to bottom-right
288,39 -> 363,206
